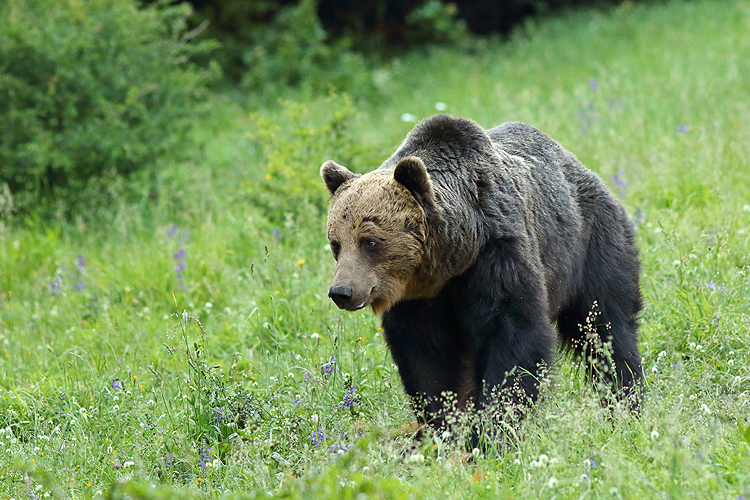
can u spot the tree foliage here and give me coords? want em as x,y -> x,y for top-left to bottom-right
0,0 -> 217,212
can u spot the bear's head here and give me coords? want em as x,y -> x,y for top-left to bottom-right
321,157 -> 436,315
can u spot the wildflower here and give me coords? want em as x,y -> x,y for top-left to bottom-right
339,385 -> 357,409
298,259 -> 305,266
322,356 -> 335,377
198,446 -> 211,476
272,228 -> 282,241
701,403 -> 711,414
547,477 -> 559,488
329,442 -> 350,455
48,277 -> 62,295
611,170 -> 628,198
312,425 -> 326,445
112,379 -> 122,391
75,281 -> 86,292
294,396 -> 301,406
589,78 -> 598,92
676,125 -> 689,134
167,223 -> 179,238
174,248 -> 186,260
581,473 -> 589,481
408,452 -> 425,463
651,429 -> 660,439
214,407 -> 224,425
76,256 -> 87,269
633,208 -> 646,224
707,281 -> 716,290
113,461 -> 121,469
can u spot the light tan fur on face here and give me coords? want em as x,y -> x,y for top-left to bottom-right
326,171 -> 428,315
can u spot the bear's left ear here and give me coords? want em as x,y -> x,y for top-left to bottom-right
394,156 -> 435,209
321,160 -> 359,195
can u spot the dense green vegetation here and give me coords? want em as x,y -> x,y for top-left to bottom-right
1,0 -> 749,498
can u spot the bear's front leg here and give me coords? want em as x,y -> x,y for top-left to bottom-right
381,292 -> 476,433
449,239 -> 555,446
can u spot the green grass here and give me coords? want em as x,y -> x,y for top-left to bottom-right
2,0 -> 750,498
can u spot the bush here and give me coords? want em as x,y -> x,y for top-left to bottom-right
240,0 -> 370,94
245,92 -> 381,223
0,0 -> 217,213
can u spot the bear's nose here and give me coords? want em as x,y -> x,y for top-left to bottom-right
328,285 -> 353,308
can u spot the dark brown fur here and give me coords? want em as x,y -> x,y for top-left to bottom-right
321,115 -> 643,447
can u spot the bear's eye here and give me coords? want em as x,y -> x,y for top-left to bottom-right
330,241 -> 341,260
360,237 -> 382,252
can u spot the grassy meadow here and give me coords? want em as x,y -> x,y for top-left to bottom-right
2,0 -> 750,498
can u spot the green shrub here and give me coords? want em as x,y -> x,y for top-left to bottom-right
239,0 -> 372,95
245,92 -> 380,223
0,0 -> 217,212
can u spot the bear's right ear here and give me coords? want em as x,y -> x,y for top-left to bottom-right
393,156 -> 435,209
321,160 -> 359,195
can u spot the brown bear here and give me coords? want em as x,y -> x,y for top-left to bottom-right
321,115 -> 643,445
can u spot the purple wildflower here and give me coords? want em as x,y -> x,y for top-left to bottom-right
76,256 -> 87,269
75,281 -> 86,292
322,356 -> 335,377
113,461 -> 121,469
214,407 -> 224,425
707,281 -> 716,290
611,170 -> 628,198
49,277 -> 62,295
676,125 -> 689,134
329,442 -> 350,454
165,455 -> 175,467
272,228 -> 282,241
112,379 -> 122,391
173,246 -> 187,290
633,208 -> 645,224
339,386 -> 357,409
589,78 -> 598,92
198,446 -> 211,476
294,396 -> 301,406
312,425 -> 326,446
167,223 -> 179,239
